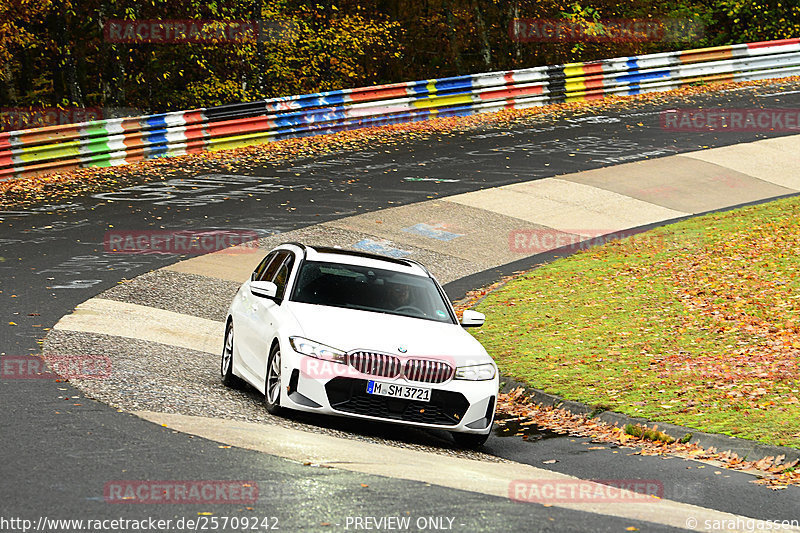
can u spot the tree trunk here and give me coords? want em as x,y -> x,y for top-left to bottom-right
510,1 -> 521,66
472,0 -> 492,69
443,0 -> 463,75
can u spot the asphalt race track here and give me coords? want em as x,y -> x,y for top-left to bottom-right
3,83 -> 800,532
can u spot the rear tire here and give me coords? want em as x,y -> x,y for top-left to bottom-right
221,321 -> 245,389
452,431 -> 490,448
264,343 -> 283,415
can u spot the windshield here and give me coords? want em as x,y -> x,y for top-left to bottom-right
290,261 -> 455,324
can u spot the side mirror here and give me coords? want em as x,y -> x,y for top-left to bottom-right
461,309 -> 485,328
250,280 -> 278,299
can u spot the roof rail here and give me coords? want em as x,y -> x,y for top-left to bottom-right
403,258 -> 432,277
308,245 -> 414,267
279,241 -> 307,258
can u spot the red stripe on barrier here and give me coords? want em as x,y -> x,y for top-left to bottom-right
479,85 -> 544,100
582,63 -> 604,76
183,123 -> 207,141
349,86 -> 410,102
2,158 -> 82,179
206,116 -> 275,137
747,38 -> 800,50
120,118 -> 143,132
0,153 -> 14,168
17,125 -> 82,145
185,138 -> 207,154
583,73 -> 605,91
0,168 -> 17,180
0,132 -> 12,150
182,110 -> 206,125
504,71 -> 516,84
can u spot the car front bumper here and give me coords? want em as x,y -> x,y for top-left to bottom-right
281,355 -> 498,435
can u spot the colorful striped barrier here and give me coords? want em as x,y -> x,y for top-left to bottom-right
2,37 -> 800,180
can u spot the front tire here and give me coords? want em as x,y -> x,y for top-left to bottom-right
221,321 -> 245,389
264,343 -> 283,415
452,431 -> 490,448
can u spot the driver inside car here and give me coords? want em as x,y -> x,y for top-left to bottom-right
388,282 -> 412,310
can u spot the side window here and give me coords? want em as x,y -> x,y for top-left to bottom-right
259,251 -> 288,282
252,252 -> 277,281
270,253 -> 295,299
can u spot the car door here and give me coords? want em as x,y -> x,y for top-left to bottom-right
233,251 -> 278,383
241,250 -> 295,388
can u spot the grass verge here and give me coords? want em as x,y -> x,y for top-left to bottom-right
472,195 -> 800,448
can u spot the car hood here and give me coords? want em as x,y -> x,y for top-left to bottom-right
285,301 -> 491,364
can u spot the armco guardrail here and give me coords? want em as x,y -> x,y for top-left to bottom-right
2,37 -> 800,180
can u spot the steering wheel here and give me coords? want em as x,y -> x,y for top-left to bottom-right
394,305 -> 426,316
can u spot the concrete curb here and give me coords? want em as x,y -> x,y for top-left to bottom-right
498,376 -> 800,464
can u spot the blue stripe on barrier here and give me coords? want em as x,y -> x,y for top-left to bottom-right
618,69 -> 671,84
408,81 -> 432,95
272,108 -> 348,129
145,115 -> 169,129
144,143 -> 169,157
145,129 -> 168,146
434,77 -> 474,92
436,104 -> 477,118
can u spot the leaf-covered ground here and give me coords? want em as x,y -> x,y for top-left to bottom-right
472,195 -> 800,449
3,76 -> 799,210
494,388 -> 800,489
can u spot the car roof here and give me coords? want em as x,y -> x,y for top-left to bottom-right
276,242 -> 429,277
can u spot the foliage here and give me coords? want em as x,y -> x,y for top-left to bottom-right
715,0 -> 800,44
0,0 -> 797,114
624,424 -> 676,444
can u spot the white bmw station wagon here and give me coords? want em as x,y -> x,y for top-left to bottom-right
222,242 -> 498,447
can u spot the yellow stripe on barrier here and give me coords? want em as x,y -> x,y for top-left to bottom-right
563,63 -> 586,78
17,140 -> 82,163
207,132 -> 276,152
564,63 -> 587,97
412,94 -> 473,109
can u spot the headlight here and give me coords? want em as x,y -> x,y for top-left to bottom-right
454,363 -> 496,381
289,337 -> 346,364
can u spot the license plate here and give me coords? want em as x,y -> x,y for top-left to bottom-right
367,380 -> 431,402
